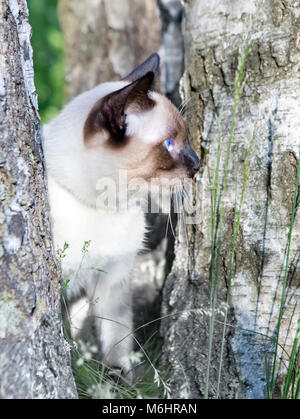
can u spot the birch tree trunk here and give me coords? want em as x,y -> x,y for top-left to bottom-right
161,0 -> 300,399
59,0 -> 161,100
0,0 -> 77,399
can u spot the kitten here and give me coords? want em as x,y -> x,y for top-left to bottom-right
43,53 -> 200,381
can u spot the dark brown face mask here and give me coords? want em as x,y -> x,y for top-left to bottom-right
179,141 -> 201,178
84,53 -> 161,147
84,72 -> 155,146
82,52 -> 201,184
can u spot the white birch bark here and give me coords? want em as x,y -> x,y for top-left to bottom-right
161,0 -> 300,398
59,0 -> 161,100
0,0 -> 77,398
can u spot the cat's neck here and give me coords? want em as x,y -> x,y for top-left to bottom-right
47,175 -> 146,215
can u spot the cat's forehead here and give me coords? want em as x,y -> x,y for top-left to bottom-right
125,91 -> 185,145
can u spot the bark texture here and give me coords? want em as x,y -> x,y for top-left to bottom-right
59,0 -> 161,101
157,0 -> 184,105
161,0 -> 300,399
0,0 -> 77,399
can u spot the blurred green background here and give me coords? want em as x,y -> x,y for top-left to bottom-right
28,0 -> 64,124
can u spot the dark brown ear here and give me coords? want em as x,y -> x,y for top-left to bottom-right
123,53 -> 160,82
84,72 -> 155,144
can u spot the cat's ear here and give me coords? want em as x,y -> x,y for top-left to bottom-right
123,53 -> 160,82
84,72 -> 155,145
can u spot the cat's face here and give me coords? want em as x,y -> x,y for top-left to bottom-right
44,54 -> 200,207
83,54 -> 200,185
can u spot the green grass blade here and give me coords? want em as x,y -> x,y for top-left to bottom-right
269,146 -> 300,398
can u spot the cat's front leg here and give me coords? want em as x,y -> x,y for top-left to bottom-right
86,271 -> 134,382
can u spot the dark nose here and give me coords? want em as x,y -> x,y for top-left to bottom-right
180,143 -> 200,175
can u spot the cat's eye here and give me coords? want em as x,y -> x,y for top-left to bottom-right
165,138 -> 175,151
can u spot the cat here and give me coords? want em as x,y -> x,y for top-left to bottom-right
43,53 -> 200,382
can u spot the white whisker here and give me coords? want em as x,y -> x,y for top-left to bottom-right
179,95 -> 198,115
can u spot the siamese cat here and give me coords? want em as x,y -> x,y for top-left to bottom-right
43,53 -> 200,382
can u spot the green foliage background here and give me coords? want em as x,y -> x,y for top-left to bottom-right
28,0 -> 64,124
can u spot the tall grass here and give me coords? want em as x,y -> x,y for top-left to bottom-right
204,39 -> 252,399
202,38 -> 299,398
269,146 -> 300,399
56,241 -> 172,399
216,127 -> 256,397
53,42 -> 300,399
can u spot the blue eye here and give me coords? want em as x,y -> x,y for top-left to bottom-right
165,138 -> 175,151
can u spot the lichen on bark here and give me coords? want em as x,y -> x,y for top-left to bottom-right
0,0 -> 77,399
161,0 -> 300,399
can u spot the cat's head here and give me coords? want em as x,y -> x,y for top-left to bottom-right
44,53 -> 200,207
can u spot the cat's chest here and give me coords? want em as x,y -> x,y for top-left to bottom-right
48,177 -> 145,268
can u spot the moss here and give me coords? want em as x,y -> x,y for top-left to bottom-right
273,151 -> 298,214
221,207 -> 264,290
188,55 -> 207,92
2,293 -> 11,303
0,299 -> 25,338
253,90 -> 261,104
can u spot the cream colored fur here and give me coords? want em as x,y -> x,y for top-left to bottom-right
43,80 -> 171,379
42,50 -> 195,379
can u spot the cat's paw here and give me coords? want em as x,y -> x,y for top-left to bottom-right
108,365 -> 133,386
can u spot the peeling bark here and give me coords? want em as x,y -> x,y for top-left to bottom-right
161,0 -> 300,399
0,0 -> 77,399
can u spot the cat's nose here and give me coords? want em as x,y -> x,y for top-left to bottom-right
181,144 -> 200,175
